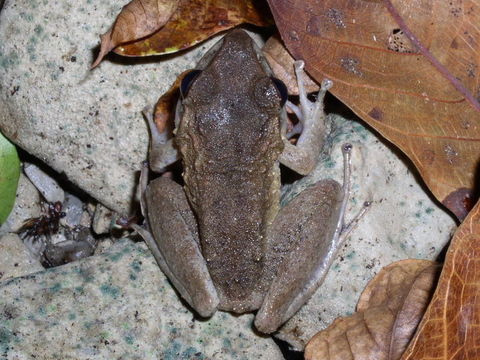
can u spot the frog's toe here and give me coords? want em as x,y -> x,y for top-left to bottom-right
254,308 -> 282,334
191,291 -> 219,318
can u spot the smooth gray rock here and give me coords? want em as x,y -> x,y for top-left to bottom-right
23,162 -> 65,203
0,0 -> 219,214
0,239 -> 284,359
62,193 -> 86,228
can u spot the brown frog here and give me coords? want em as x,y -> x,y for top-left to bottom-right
134,29 -> 369,333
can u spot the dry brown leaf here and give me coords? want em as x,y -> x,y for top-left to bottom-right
268,0 -> 480,220
92,0 -> 179,68
305,259 -> 440,360
262,34 -> 319,96
400,200 -> 480,359
152,69 -> 191,133
115,0 -> 272,57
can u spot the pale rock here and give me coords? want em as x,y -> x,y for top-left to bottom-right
23,162 -> 65,203
0,239 -> 284,359
0,0 -> 221,213
0,233 -> 43,282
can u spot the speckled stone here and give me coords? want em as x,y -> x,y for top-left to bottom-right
0,233 -> 43,281
275,113 -> 457,350
92,203 -> 115,235
0,239 -> 283,359
0,0 -> 222,214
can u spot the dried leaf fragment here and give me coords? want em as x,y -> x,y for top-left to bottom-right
152,69 -> 191,133
305,259 -> 440,360
401,200 -> 480,360
115,0 -> 272,57
262,34 -> 319,95
92,0 -> 179,67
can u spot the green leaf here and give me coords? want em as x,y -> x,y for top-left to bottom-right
0,132 -> 20,224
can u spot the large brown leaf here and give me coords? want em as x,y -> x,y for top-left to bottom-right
305,260 -> 440,360
400,199 -> 480,359
268,0 -> 480,220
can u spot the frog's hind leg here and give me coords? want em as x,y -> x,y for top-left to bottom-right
132,164 -> 219,317
255,144 -> 371,333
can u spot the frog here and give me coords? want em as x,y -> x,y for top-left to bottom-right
133,29 -> 369,334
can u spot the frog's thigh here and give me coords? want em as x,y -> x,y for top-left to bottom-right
146,177 -> 219,317
255,179 -> 343,333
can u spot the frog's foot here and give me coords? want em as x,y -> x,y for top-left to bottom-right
255,144 -> 371,334
280,60 -> 333,175
133,168 -> 219,317
142,105 -> 179,173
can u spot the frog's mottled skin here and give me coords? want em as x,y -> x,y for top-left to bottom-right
135,29 -> 364,334
176,31 -> 284,310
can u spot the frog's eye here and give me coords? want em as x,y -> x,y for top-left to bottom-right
271,77 -> 288,107
180,70 -> 202,98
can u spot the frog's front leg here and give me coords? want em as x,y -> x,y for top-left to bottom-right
142,105 -> 179,173
255,144 -> 370,333
133,164 -> 219,317
280,61 -> 332,175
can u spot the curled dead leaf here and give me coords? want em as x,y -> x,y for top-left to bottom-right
401,200 -> 480,360
92,0 -> 179,68
305,259 -> 440,360
115,0 -> 272,57
152,70 -> 191,133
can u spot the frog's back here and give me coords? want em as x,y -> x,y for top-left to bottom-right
176,30 -> 285,311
